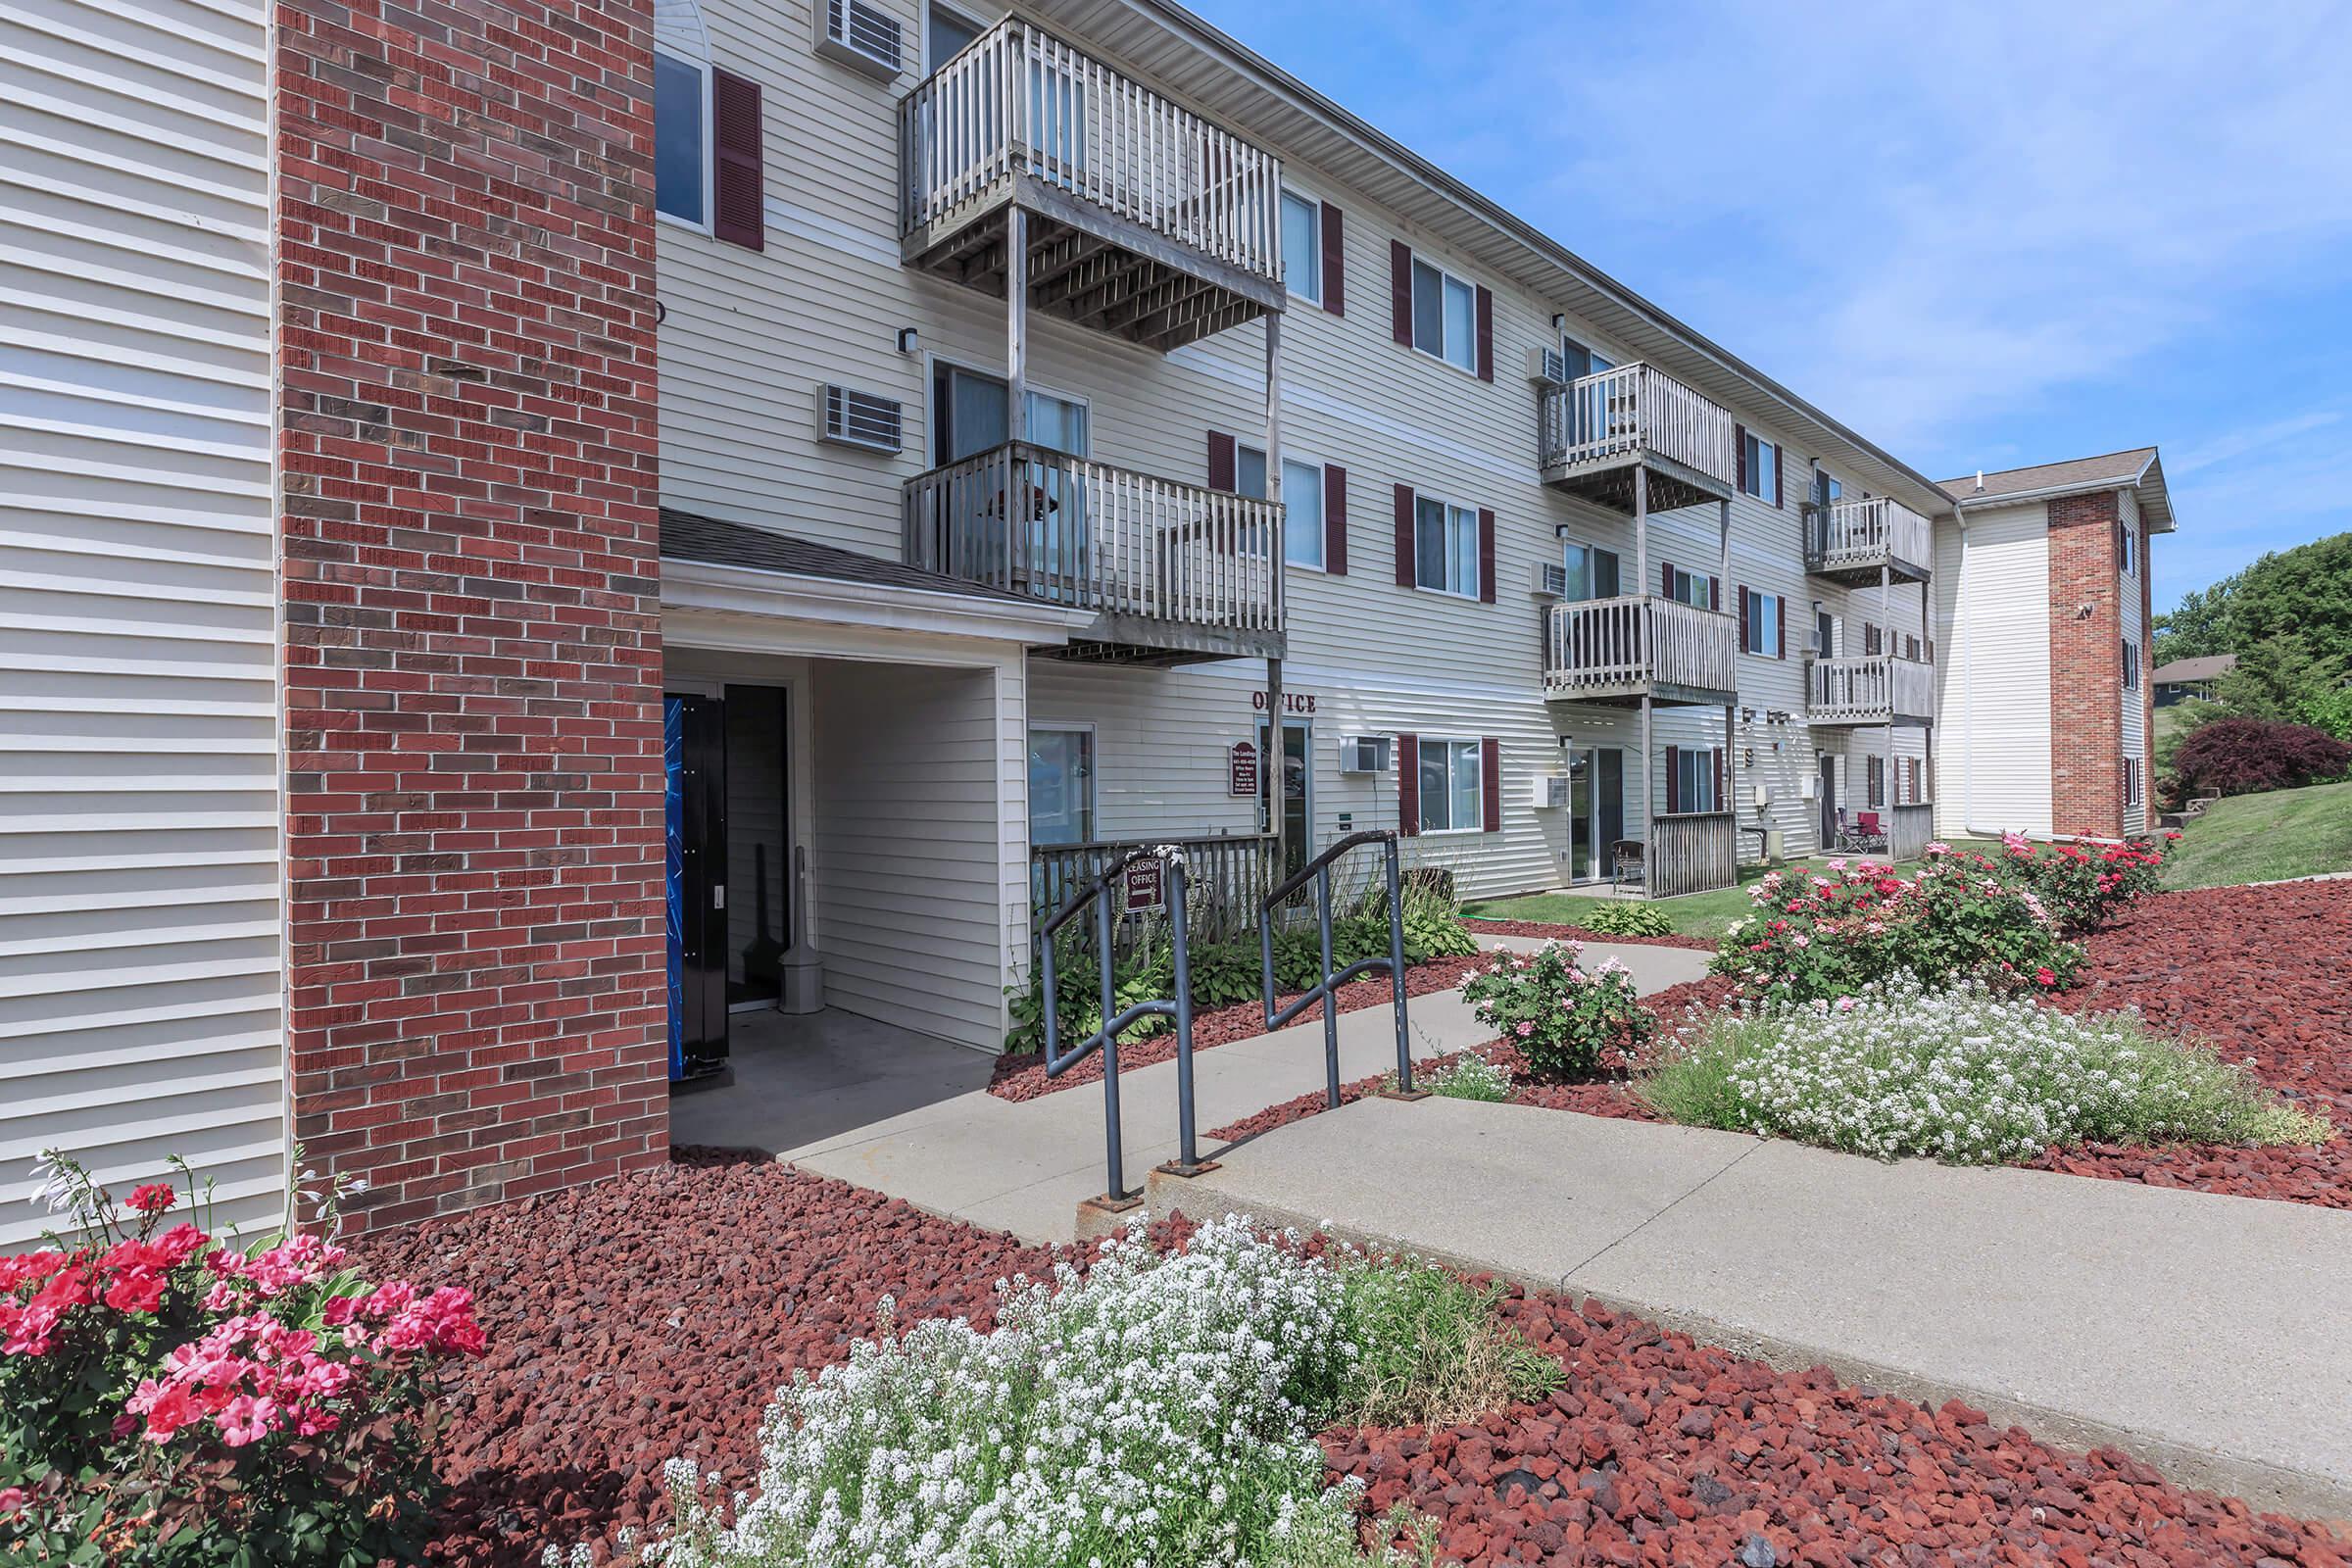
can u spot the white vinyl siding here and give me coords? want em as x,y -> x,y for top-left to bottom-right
2117,487 -> 2149,836
1935,502 -> 2052,839
0,0 -> 281,1244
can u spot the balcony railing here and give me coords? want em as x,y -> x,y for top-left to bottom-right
901,17 -> 1283,343
905,441 -> 1283,659
1538,364 -> 1738,510
1543,594 -> 1738,704
1889,802 -> 1936,864
1805,496 -> 1933,581
1648,811 -> 1738,897
1807,655 -> 1936,725
1032,833 -> 1277,952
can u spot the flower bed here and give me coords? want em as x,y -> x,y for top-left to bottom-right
1462,917 -> 1713,952
988,953 -> 1488,1102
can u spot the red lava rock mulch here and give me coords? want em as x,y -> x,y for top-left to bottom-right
2030,878 -> 2352,1208
351,1152 -> 1065,1567
1463,916 -> 1716,952
1325,1280 -> 2350,1568
986,952 -> 1488,1102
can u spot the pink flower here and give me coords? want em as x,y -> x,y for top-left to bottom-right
1514,1021 -> 1534,1038
0,1486 -> 24,1520
2034,967 -> 2057,988
125,1183 -> 177,1215
217,1394 -> 278,1447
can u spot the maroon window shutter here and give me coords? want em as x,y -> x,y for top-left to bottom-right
1738,585 -> 1750,652
1477,508 -> 1496,603
1665,745 -> 1682,813
1776,598 -> 1787,660
1396,734 -> 1420,834
1709,575 -> 1722,612
1661,561 -> 1675,597
1320,201 -> 1345,317
1323,464 -> 1348,574
1773,444 -> 1785,508
1734,423 -> 1747,491
1389,240 -> 1414,346
1475,285 -> 1494,381
1927,637 -> 1936,664
1481,737 -> 1501,831
711,69 -> 764,251
1207,430 -> 1237,492
1393,483 -> 1415,587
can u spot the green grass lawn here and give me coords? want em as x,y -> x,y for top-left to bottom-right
2161,780 -> 2352,889
1465,838 -> 2003,943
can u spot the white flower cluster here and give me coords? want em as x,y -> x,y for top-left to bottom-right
588,1215 -> 1369,1568
1670,973 -> 2324,1164
1424,1053 -> 1512,1102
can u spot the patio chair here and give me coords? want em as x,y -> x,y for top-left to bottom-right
1608,838 -> 1645,892
1852,810 -> 1888,855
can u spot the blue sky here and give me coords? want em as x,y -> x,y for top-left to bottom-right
1185,0 -> 2352,612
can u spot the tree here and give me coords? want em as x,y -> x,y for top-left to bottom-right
2153,573 -> 2239,664
2220,532 -> 2352,662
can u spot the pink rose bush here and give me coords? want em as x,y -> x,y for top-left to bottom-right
1,1153 -> 483,1566
1709,847 -> 2091,1004
1462,939 -> 1653,1079
1994,830 -> 2175,933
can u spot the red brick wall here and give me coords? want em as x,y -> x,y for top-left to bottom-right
2047,491 -> 2125,840
2139,520 -> 2156,819
275,0 -> 665,1231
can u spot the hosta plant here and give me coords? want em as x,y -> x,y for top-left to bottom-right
1709,847 -> 2082,1004
1567,901 -> 1676,939
1461,941 -> 1652,1080
0,1152 -> 485,1567
1643,973 -> 2333,1164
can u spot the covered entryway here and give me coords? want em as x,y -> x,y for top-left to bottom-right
660,510 -> 1091,1098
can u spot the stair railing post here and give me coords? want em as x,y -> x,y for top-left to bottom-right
1166,850 -> 1199,1173
1096,877 -> 1123,1202
1386,834 -> 1413,1094
1316,862 -> 1339,1109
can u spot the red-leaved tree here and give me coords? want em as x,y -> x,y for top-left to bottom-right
2170,717 -> 2352,797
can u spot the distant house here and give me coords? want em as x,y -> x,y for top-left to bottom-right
2152,655 -> 2236,707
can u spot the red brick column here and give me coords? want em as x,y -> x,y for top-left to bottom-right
275,0 -> 666,1231
2140,521 -> 2156,818
2047,492 -> 2125,840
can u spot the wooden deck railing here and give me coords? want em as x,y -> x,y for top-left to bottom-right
1806,655 -> 1935,723
1888,803 -> 1936,864
902,17 -> 1283,284
1544,594 -> 1738,699
1648,811 -> 1738,897
1805,495 -> 1933,574
1032,832 -> 1277,950
1538,363 -> 1738,488
905,441 -> 1283,637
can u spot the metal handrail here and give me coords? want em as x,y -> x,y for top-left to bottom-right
1041,845 -> 1200,1201
1256,829 -> 1416,1106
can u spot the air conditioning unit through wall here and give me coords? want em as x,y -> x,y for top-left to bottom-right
1526,345 -> 1568,385
815,0 -> 904,78
1536,562 -> 1568,599
1340,735 -> 1393,774
1533,774 -> 1569,809
816,383 -> 904,454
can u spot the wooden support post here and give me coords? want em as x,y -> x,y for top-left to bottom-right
1634,466 -> 1648,598
1641,694 -> 1654,898
1005,208 -> 1027,444
1265,656 -> 1285,881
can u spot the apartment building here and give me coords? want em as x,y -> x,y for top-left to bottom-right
0,0 -> 2164,1238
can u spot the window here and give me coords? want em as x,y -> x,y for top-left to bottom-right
1559,338 -> 1612,382
1813,603 -> 1835,658
1237,446 -> 1325,569
1027,727 -> 1095,846
1674,748 -> 1719,813
1418,738 -> 1483,832
2123,638 -> 2142,690
1661,564 -> 1713,609
1741,590 -> 1781,658
1410,258 -> 1478,372
933,364 -> 1087,462
926,2 -> 980,72
1812,466 -> 1842,510
655,51 -> 710,227
1413,495 -> 1479,598
2124,757 -> 2143,808
2121,521 -> 2137,577
1740,431 -> 1777,502
1281,190 -> 1320,305
1866,754 -> 1886,808
1560,540 -> 1621,602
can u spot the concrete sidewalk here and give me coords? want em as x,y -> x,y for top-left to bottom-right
679,937 -> 1710,1244
1145,1094 -> 2352,1520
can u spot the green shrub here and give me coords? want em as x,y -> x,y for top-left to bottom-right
1004,920 -> 1174,1055
1570,902 -> 1675,939
1331,1256 -> 1560,1430
1643,974 -> 2334,1162
1461,941 -> 1652,1080
1709,847 -> 2083,1004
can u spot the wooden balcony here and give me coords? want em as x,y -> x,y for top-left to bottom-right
1806,655 -> 1936,726
1647,812 -> 1738,897
900,18 -> 1286,353
1538,363 -> 1738,514
1542,594 -> 1739,707
904,441 -> 1283,664
1804,496 -> 1933,585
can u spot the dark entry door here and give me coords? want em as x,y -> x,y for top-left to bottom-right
1596,749 -> 1625,876
1818,754 -> 1838,850
665,693 -> 729,1081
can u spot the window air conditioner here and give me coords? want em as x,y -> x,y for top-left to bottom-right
1536,562 -> 1568,599
816,383 -> 905,454
1340,735 -> 1393,774
1533,774 -> 1570,809
816,0 -> 905,78
1526,345 -> 1568,385
1802,626 -> 1825,658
